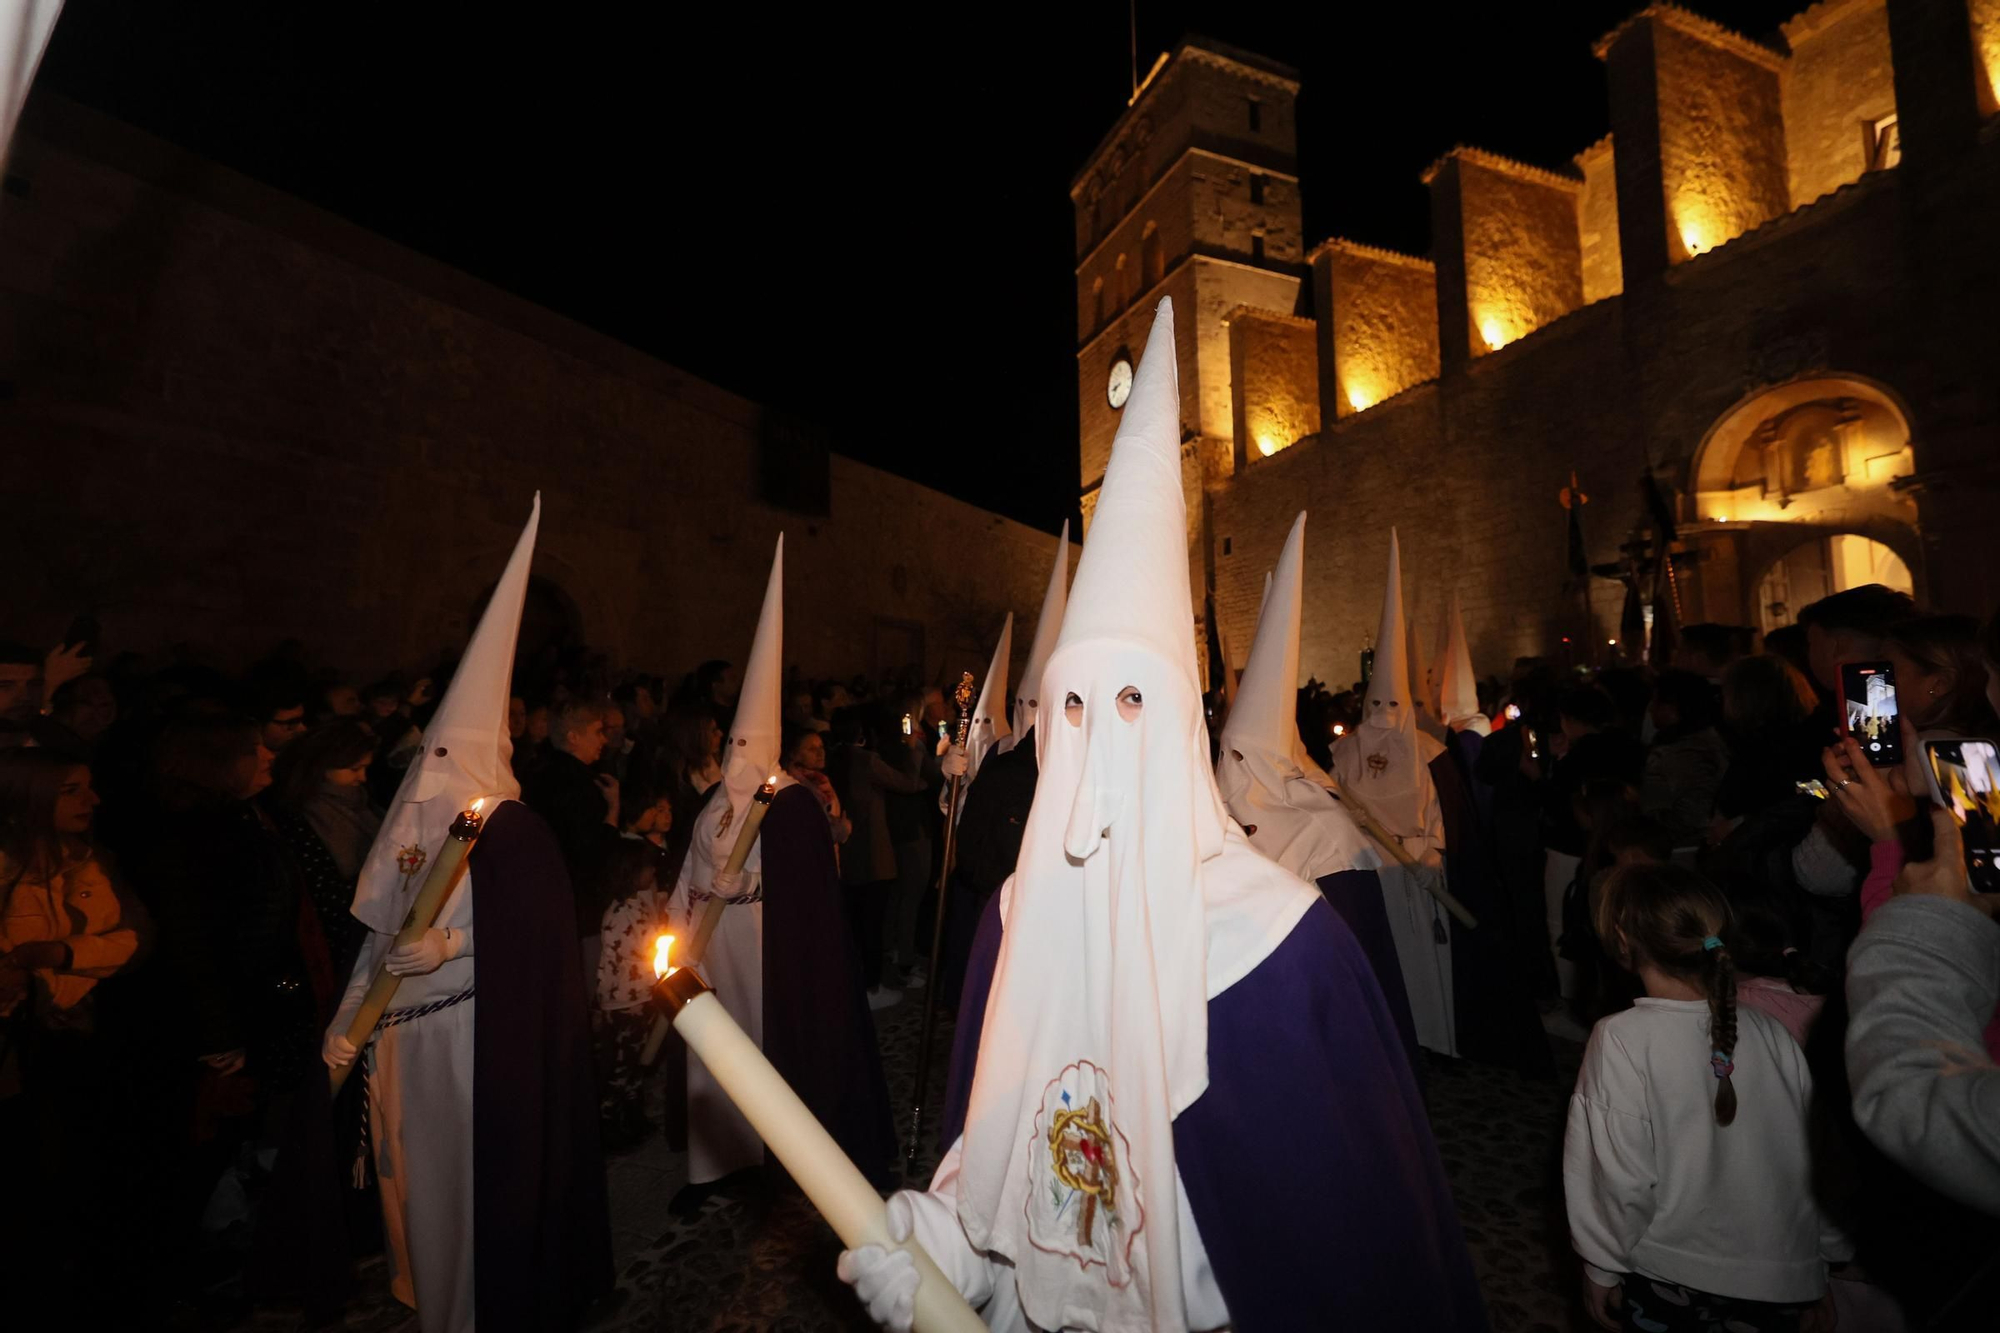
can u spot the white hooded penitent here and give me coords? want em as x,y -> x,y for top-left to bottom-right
699,533 -> 793,866
954,299 -> 1317,1332
350,494 -> 538,934
963,611 -> 1013,783
1,1 -> 62,171
1329,528 -> 1444,851
1004,521 -> 1069,750
1217,512 -> 1377,882
1438,592 -> 1490,736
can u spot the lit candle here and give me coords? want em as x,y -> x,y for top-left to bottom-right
650,940 -> 983,1332
329,800 -> 486,1095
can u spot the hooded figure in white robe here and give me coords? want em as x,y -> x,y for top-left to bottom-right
1001,523 -> 1069,752
667,536 -> 895,1187
836,300 -> 1484,1333
323,496 -> 610,1331
1329,529 -> 1458,1057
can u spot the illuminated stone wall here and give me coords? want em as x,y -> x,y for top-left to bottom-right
1227,307 -> 1319,465
1310,239 -> 1438,418
1574,137 -> 1624,304
1783,0 -> 1897,207
1426,148 -> 1585,357
1973,0 -> 2000,115
1636,10 -> 1792,260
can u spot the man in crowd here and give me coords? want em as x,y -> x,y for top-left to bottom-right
524,698 -> 623,943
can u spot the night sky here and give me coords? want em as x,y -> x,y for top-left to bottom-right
36,1 -> 1805,534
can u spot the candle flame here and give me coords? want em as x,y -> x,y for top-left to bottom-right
470,798 -> 486,815
767,773 -> 778,786
653,933 -> 677,980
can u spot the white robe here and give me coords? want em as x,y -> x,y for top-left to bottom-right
1330,727 -> 1458,1058
666,778 -> 792,1184
332,871 -> 478,1332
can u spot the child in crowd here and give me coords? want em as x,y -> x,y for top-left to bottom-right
594,836 -> 671,1150
1566,862 -> 1847,1332
1727,896 -> 1831,1048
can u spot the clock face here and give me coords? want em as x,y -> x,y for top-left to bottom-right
1106,356 -> 1134,409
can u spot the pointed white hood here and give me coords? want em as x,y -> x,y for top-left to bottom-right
1439,593 -> 1489,735
2,1 -> 62,171
685,536 -> 795,898
1330,528 -> 1443,842
1004,521 -> 1069,750
964,612 -> 1013,780
955,299 -> 1316,1333
1217,512 -> 1377,881
350,494 -> 537,933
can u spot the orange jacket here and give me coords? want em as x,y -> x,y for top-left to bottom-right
1,850 -> 144,1014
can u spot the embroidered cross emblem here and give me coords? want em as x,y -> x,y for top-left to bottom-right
1049,1096 -> 1118,1248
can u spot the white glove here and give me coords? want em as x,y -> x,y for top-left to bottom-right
711,868 -> 744,898
385,925 -> 467,976
322,1030 -> 357,1069
939,744 -> 970,780
836,1193 -> 923,1332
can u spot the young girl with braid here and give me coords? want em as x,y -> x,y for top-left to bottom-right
1564,863 -> 1850,1332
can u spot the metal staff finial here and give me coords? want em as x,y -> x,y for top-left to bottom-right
905,671 -> 975,1171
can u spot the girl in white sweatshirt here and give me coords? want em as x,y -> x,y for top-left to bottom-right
1564,863 -> 1849,1332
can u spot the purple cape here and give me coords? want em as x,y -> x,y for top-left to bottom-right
470,799 -> 614,1329
1315,868 -> 1419,1073
759,783 -> 898,1181
941,891 -> 1489,1331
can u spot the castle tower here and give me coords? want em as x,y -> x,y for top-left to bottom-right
1072,38 -> 1305,670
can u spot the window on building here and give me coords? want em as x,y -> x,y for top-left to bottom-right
1247,99 -> 1261,132
1222,537 -> 1233,556
1141,221 -> 1163,288
1866,114 -> 1901,171
1251,232 -> 1266,262
1250,173 -> 1267,205
1115,253 -> 1129,308
1092,276 -> 1106,330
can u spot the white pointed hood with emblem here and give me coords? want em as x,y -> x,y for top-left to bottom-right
953,299 -> 1317,1333
1330,529 -> 1444,846
1004,521 -> 1069,751
1217,512 -> 1378,882
686,535 -> 794,898
1439,593 -> 1490,735
350,495 -> 537,933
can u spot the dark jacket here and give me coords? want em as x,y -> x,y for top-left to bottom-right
521,750 -> 622,934
954,731 -> 1038,900
829,744 -> 927,885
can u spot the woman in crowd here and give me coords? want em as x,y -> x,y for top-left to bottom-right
1714,654 -> 1824,828
595,836 -> 670,1151
268,717 -> 380,980
658,702 -> 724,885
825,706 -> 927,1009
1,747 -> 150,1321
783,722 -> 852,853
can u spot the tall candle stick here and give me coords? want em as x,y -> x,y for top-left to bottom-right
1331,785 -> 1477,930
330,801 -> 487,1095
639,777 -> 775,1067
907,672 -> 975,1168
651,943 -> 983,1333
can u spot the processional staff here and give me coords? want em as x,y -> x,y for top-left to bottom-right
906,671 -> 975,1170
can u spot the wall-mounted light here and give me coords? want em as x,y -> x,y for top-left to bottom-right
1256,435 -> 1279,457
1479,316 -> 1507,351
1346,384 -> 1376,412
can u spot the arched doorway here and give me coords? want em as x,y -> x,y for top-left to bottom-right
1753,534 -> 1914,635
1681,375 -> 1921,630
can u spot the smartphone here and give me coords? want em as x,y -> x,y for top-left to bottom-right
1504,703 -> 1522,722
900,713 -> 912,736
63,613 -> 99,657
1923,737 -> 2000,893
1526,728 -> 1541,759
937,721 -> 949,742
1795,778 -> 1830,801
1838,661 -> 1903,767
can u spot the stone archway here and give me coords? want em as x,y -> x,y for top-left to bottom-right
1678,375 -> 1922,629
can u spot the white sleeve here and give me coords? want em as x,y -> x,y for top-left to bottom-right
1563,1029 -> 1657,1286
1791,822 -> 1859,898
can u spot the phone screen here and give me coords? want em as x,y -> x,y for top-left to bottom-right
1926,739 -> 2000,894
900,714 -> 912,736
1839,661 -> 1903,767
937,721 -> 949,742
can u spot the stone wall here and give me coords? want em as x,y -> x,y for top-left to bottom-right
1227,307 -> 1319,466
0,98 -> 1076,687
1783,0 -> 1898,207
1574,137 -> 1624,304
1310,239 -> 1438,419
1427,149 -> 1586,358
1973,0 -> 2000,114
